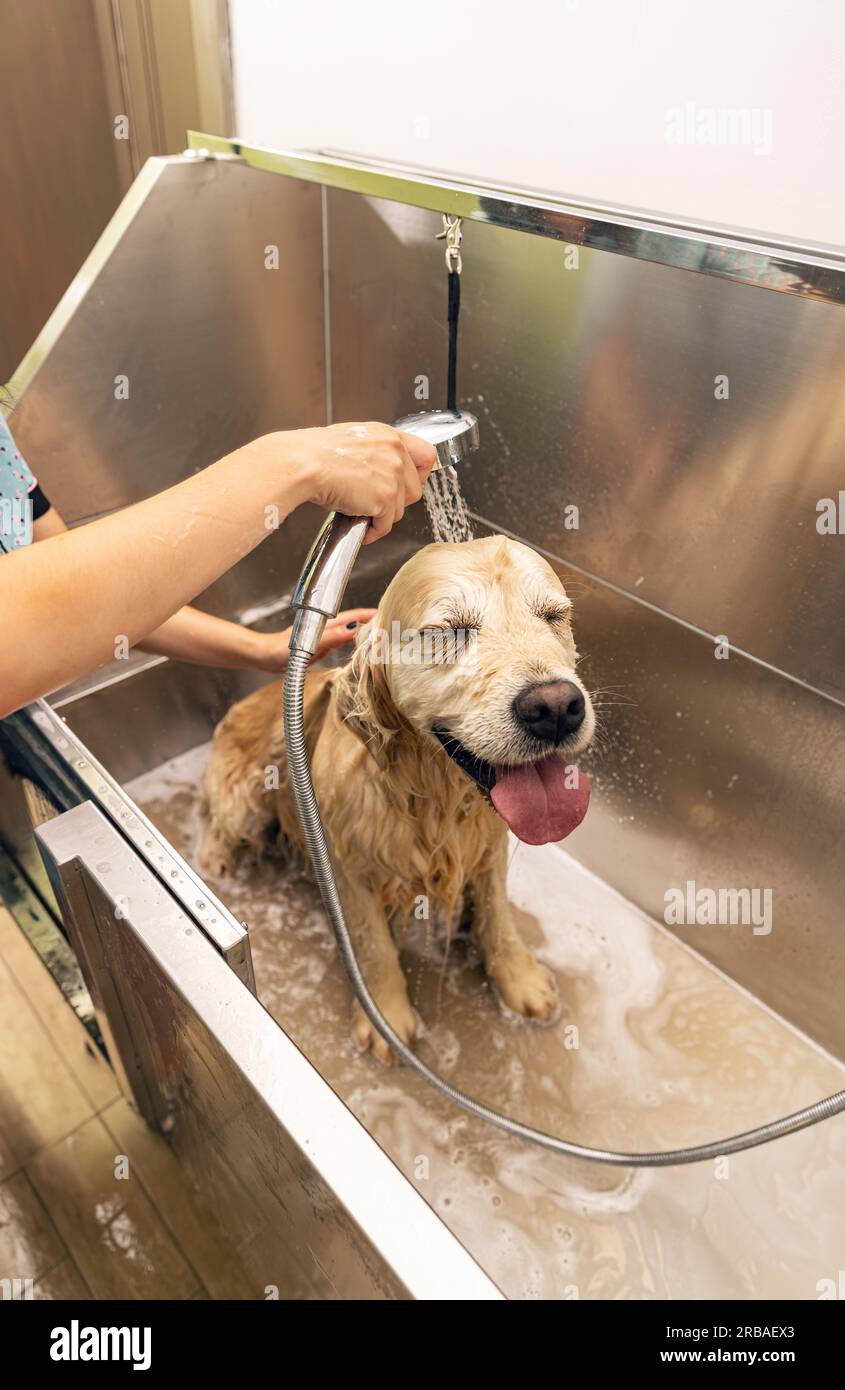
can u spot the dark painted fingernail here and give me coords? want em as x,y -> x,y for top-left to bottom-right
346,621 -> 358,629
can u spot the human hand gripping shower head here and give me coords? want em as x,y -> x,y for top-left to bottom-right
288,409 -> 479,657
283,411 -> 845,1165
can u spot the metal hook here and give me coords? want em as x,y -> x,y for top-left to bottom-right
436,215 -> 463,274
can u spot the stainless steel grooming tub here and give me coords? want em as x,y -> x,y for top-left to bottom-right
3,139 -> 844,1299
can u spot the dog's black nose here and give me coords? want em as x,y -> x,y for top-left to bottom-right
513,680 -> 585,744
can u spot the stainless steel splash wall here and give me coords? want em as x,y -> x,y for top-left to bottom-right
10,156 -> 329,622
325,189 -> 845,1058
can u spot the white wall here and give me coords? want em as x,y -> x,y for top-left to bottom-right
229,0 -> 844,248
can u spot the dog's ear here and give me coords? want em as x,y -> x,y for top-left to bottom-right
334,623 -> 403,770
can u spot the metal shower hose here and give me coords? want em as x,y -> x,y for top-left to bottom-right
284,648 -> 845,1167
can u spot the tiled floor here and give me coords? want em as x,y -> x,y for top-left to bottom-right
0,906 -> 256,1300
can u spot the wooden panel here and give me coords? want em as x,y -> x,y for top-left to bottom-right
0,950 -> 94,1166
0,907 -> 117,1111
0,1170 -> 67,1280
33,1258 -> 92,1299
26,1115 -> 199,1300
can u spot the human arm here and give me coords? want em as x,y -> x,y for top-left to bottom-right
33,500 -> 373,671
137,604 -> 375,671
0,423 -> 433,715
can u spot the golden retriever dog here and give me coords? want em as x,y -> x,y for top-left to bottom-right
199,536 -> 594,1061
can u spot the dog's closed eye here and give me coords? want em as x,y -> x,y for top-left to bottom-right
422,607 -> 482,635
534,601 -> 572,625
417,617 -> 479,665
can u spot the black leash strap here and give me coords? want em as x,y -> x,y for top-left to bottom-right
447,266 -> 460,414
437,215 -> 463,415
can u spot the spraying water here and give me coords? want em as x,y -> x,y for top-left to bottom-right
423,464 -> 474,543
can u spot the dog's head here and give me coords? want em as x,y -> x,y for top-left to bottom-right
337,536 -> 594,845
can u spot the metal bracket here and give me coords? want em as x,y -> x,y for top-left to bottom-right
436,214 -> 464,274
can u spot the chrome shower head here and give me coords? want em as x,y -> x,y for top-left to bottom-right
290,410 -> 480,654
394,408 -> 479,471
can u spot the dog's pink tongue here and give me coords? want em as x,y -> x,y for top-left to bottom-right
490,758 -> 590,845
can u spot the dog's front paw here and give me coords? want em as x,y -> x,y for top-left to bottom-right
489,948 -> 559,1022
197,826 -> 237,879
352,989 -> 418,1065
